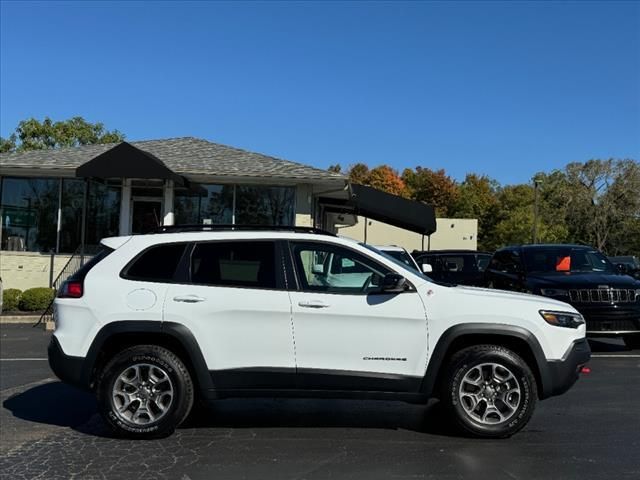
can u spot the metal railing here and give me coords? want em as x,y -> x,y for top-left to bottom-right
35,245 -> 100,327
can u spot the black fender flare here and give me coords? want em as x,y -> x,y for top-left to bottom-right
420,323 -> 553,399
80,321 -> 213,396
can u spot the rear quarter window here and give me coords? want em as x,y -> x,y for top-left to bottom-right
122,243 -> 188,282
69,246 -> 114,282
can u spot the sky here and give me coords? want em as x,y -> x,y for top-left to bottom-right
1,0 -> 639,185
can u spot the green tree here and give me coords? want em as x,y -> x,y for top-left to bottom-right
450,174 -> 500,250
562,159 -> 640,252
1,116 -> 125,153
0,134 -> 17,153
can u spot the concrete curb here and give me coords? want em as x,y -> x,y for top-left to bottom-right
0,315 -> 41,325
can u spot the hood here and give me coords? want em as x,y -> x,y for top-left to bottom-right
451,285 -> 575,311
525,271 -> 640,289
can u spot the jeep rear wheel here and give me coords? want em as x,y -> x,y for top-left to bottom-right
442,344 -> 537,438
97,345 -> 194,439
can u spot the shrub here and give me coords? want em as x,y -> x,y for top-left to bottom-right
2,288 -> 22,312
18,287 -> 55,312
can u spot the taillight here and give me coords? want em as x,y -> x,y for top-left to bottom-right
59,281 -> 83,298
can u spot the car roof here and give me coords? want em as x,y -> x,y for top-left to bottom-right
499,244 -> 597,251
102,230 -> 360,248
413,249 -> 492,255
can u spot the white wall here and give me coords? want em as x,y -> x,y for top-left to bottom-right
1,251 -> 73,291
337,217 -> 478,251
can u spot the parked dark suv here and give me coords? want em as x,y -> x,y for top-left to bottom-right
412,250 -> 492,286
485,244 -> 640,349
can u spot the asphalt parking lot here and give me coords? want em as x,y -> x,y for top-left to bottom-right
0,324 -> 638,480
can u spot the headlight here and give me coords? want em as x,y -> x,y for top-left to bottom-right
539,310 -> 585,329
539,288 -> 569,297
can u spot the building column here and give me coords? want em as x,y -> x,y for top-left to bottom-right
119,179 -> 132,235
163,180 -> 174,226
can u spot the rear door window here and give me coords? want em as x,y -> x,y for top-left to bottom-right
190,241 -> 278,289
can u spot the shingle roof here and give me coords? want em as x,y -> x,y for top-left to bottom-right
0,137 -> 346,182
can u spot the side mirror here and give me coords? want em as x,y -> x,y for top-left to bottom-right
616,263 -> 628,274
380,273 -> 407,293
312,264 -> 324,274
422,263 -> 433,273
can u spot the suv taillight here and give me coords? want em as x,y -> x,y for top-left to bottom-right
58,280 -> 83,298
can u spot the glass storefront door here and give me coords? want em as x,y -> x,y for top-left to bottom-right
131,199 -> 163,234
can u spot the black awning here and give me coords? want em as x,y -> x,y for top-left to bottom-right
321,184 -> 436,235
76,142 -> 185,186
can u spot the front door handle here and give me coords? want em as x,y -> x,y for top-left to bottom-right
298,300 -> 330,309
173,295 -> 206,303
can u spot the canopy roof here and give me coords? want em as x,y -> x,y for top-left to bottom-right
321,184 -> 436,235
76,142 -> 186,185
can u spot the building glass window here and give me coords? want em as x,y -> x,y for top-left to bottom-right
60,179 -> 86,253
174,185 -> 233,225
200,185 -> 233,224
85,181 -> 121,247
235,185 -> 295,226
1,177 -> 59,252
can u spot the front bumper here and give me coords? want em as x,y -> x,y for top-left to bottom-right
579,305 -> 640,336
48,336 -> 89,390
543,338 -> 591,398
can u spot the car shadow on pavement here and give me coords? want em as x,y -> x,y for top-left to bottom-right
3,382 -> 102,431
3,382 -> 460,438
181,397 -> 459,437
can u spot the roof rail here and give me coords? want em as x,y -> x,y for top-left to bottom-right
154,224 -> 336,236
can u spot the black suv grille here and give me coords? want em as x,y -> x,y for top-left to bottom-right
569,288 -> 639,304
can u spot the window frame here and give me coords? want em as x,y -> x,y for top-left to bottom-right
286,240 -> 407,296
186,239 -> 287,291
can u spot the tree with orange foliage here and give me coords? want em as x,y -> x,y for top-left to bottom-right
367,165 -> 409,197
402,167 -> 459,216
346,163 -> 409,198
347,163 -> 371,185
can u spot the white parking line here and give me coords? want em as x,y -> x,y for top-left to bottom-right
0,358 -> 48,361
592,354 -> 640,358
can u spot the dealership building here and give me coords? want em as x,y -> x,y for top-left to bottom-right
0,137 -> 475,290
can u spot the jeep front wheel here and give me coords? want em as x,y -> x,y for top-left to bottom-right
97,345 -> 194,439
442,344 -> 537,438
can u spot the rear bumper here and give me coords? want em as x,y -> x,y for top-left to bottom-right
543,338 -> 591,398
48,336 -> 90,390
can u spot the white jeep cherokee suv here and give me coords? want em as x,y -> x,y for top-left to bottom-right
48,226 -> 590,439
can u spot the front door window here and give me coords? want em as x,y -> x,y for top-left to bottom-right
291,242 -> 389,294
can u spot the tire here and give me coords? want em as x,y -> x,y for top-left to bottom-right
441,344 -> 537,438
623,335 -> 640,350
97,345 -> 194,439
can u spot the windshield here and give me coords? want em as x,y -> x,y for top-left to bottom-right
381,249 -> 420,272
523,247 -> 615,274
360,244 -> 425,276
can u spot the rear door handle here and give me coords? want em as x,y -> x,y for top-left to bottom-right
173,295 -> 206,303
298,300 -> 330,309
